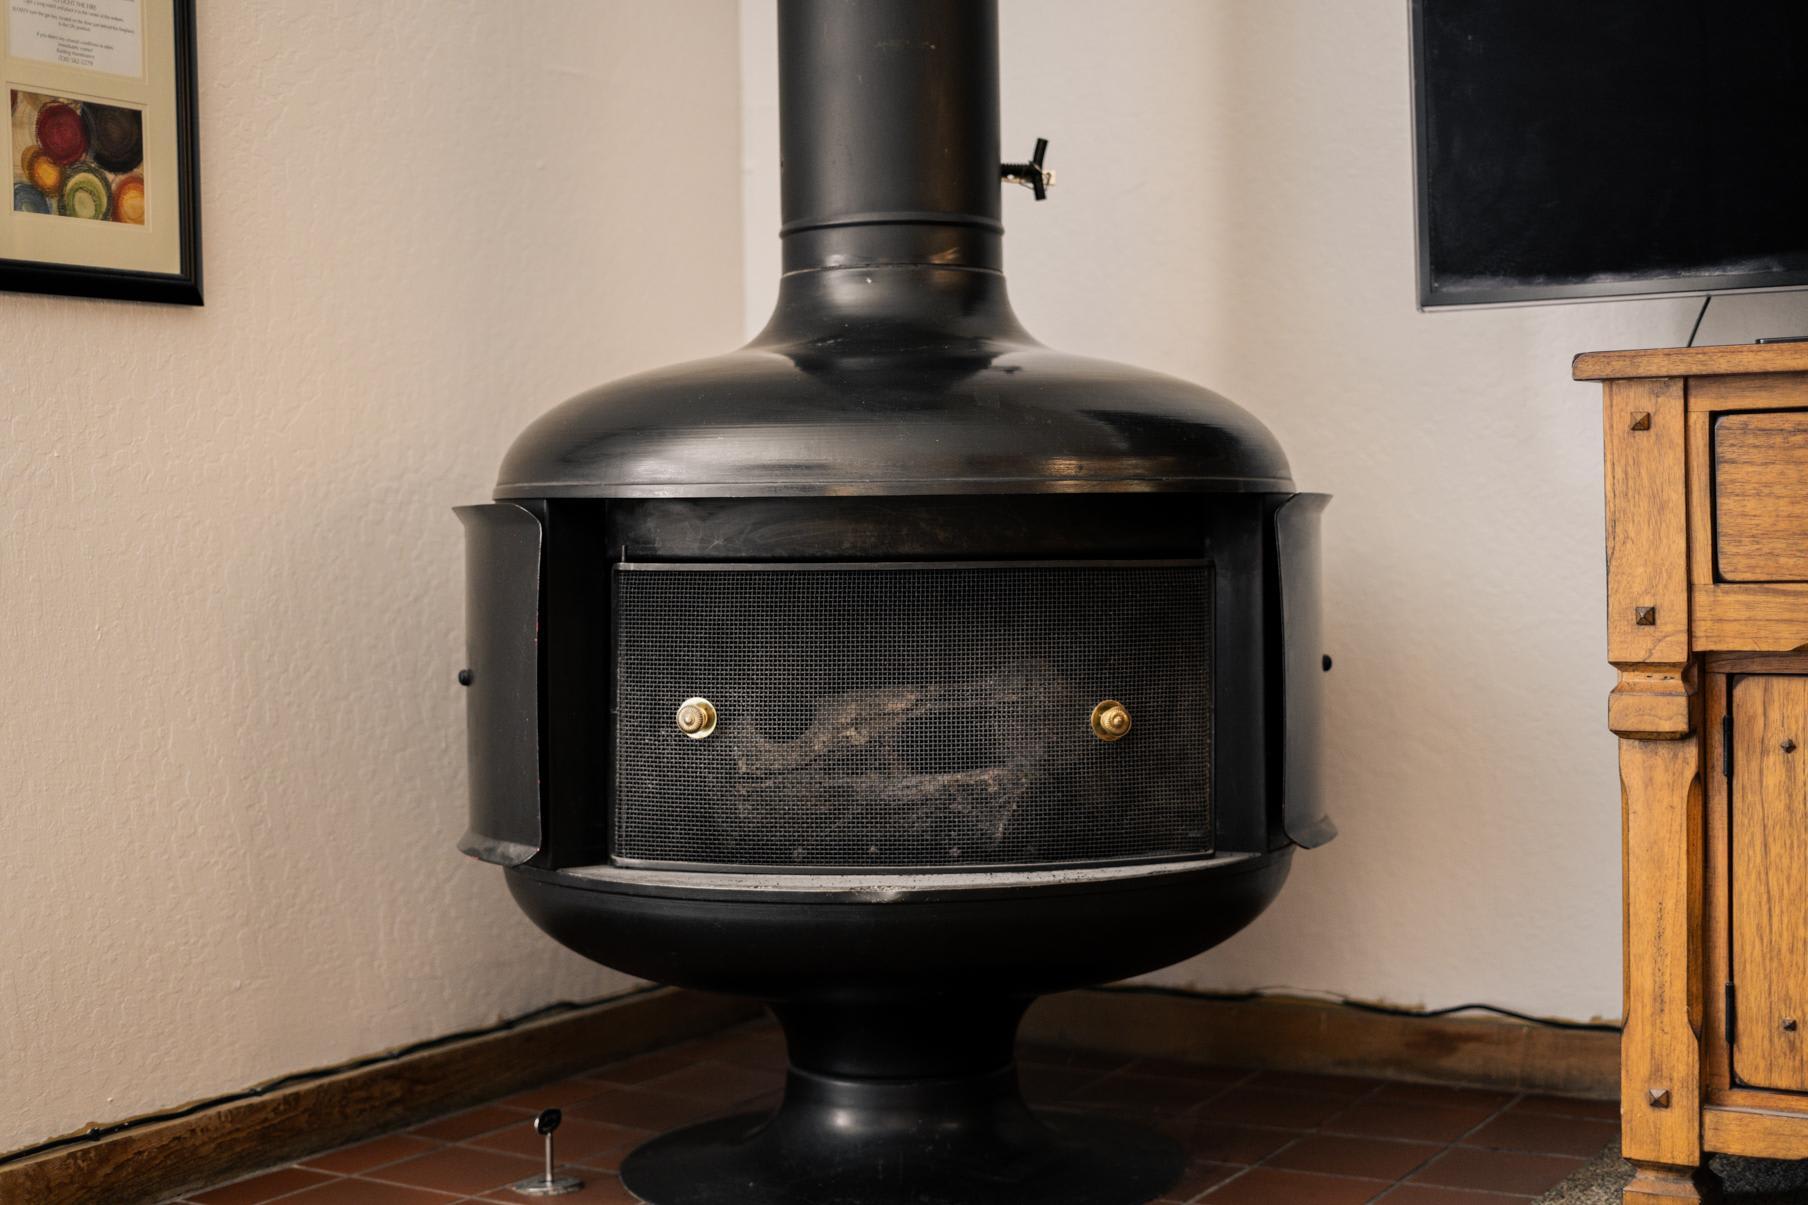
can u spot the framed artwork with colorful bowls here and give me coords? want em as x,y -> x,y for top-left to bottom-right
2,0 -> 199,304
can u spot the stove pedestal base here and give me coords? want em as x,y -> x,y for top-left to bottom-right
619,1068 -> 1181,1205
503,862 -> 1297,1204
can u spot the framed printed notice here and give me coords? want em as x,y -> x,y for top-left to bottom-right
2,0 -> 198,304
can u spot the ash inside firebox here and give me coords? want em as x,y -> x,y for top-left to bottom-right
612,562 -> 1213,868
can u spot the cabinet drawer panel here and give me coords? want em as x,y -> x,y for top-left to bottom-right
1733,675 -> 1808,1092
1716,411 -> 1808,582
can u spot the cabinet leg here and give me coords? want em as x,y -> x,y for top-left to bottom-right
1624,1159 -> 1721,1204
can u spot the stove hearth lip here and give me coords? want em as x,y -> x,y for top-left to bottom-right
521,850 -> 1279,905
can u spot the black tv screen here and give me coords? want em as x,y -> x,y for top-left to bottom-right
1413,0 -> 1808,307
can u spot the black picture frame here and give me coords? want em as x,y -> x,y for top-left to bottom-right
1,0 -> 201,305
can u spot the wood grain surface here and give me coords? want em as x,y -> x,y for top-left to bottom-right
1618,734 -> 1705,1170
1704,1103 -> 1808,1159
1730,675 -> 1808,1093
1715,410 -> 1808,582
1575,342 -> 1808,381
1603,378 -> 1690,672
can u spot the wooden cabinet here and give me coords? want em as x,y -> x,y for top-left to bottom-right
1576,342 -> 1808,1204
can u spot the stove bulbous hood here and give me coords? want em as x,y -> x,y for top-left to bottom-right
494,0 -> 1292,502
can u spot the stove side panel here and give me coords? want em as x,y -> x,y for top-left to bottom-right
455,503 -> 543,865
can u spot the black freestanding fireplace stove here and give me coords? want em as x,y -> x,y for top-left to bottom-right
457,3 -> 1333,1202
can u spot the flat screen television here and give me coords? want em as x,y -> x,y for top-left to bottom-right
1412,0 -> 1808,308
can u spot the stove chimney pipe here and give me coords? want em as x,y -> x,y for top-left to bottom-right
778,0 -> 1004,274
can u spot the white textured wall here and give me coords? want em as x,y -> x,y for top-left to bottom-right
2,1 -> 743,1153
739,0 -> 1808,1023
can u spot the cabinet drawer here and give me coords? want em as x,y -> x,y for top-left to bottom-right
1716,411 -> 1808,582
1732,674 -> 1808,1092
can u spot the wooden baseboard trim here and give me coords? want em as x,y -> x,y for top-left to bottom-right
1022,988 -> 1619,1099
3,986 -> 1619,1204
0,987 -> 761,1205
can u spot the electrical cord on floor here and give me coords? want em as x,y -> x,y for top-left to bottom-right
0,985 -> 661,1171
1094,982 -> 1622,1034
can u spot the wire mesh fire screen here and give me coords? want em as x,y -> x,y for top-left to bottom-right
612,561 -> 1214,870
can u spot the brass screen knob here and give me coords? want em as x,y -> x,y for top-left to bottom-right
676,697 -> 718,739
1091,700 -> 1131,742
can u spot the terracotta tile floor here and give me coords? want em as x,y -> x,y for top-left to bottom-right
165,1021 -> 1616,1204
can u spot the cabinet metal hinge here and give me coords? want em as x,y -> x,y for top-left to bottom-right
1724,712 -> 1735,779
1727,981 -> 1738,1045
